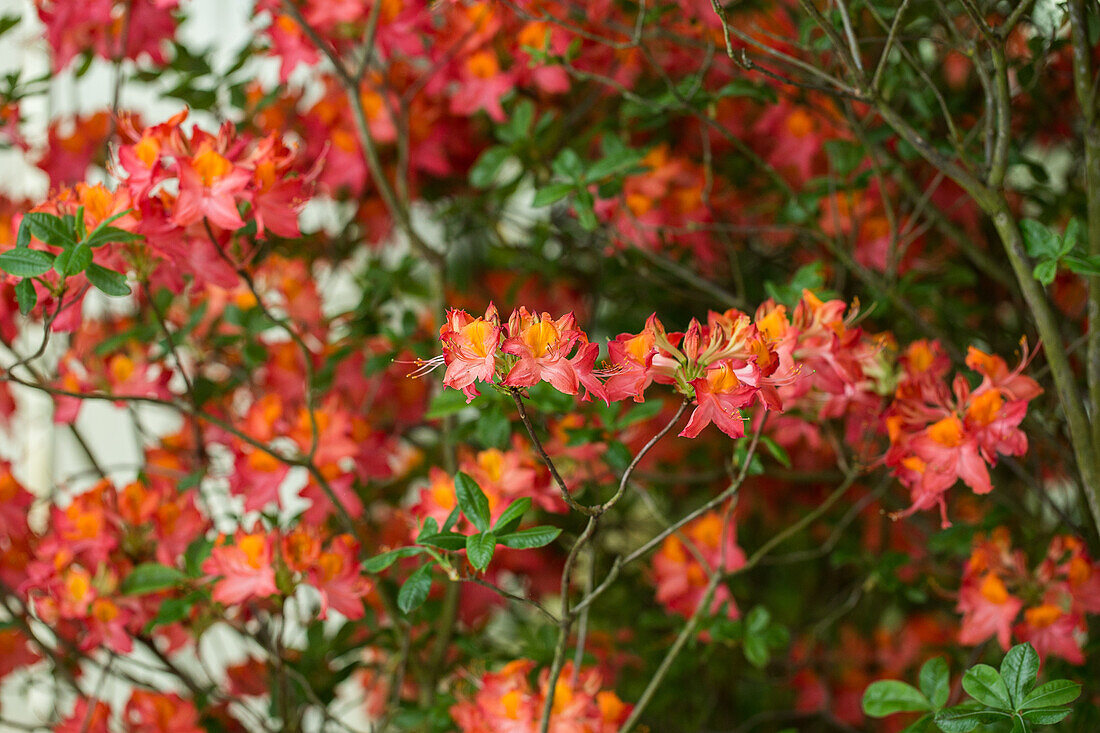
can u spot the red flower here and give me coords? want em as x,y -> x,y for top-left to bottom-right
309,534 -> 371,620
124,691 -> 204,733
202,530 -> 279,606
653,510 -> 745,619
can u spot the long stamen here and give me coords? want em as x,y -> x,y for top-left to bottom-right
403,355 -> 445,379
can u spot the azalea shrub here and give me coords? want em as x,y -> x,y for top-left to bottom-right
1,0 -> 1100,731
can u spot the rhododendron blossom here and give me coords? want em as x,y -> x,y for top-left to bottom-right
885,341 -> 1041,526
957,529 -> 1100,664
450,659 -> 631,733
653,509 -> 746,618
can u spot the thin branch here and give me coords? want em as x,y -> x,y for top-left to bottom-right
510,388 -> 598,516
871,0 -> 911,91
618,415 -> 771,731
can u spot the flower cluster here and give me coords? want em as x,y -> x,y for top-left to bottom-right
17,477 -> 208,655
450,659 -> 631,733
431,302 -> 790,440
884,341 -> 1042,527
202,528 -> 371,619
653,509 -> 745,619
957,529 -> 1100,664
11,110 -> 316,327
56,691 -> 203,733
35,0 -> 179,72
411,446 -> 564,529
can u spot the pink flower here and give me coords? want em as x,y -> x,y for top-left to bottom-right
309,535 -> 370,620
125,690 -> 204,733
680,362 -> 757,439
173,147 -> 251,230
440,306 -> 502,402
229,449 -> 289,512
604,327 -> 656,402
957,573 -> 1022,649
501,308 -> 583,394
1014,605 -> 1084,665
653,510 -> 745,619
202,530 -> 279,606
448,50 -> 514,122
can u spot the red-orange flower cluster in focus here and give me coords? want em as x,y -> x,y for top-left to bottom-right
450,659 -> 631,733
430,302 -> 791,440
957,528 -> 1100,665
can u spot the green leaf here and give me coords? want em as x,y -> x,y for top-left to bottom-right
454,471 -> 491,532
15,217 -> 30,249
183,536 -> 214,577
714,79 -> 777,102
54,243 -> 92,277
551,149 -> 583,179
900,714 -> 935,733
475,409 -> 511,449
919,657 -> 950,710
417,517 -> 440,542
492,497 -> 531,535
760,436 -> 791,468
1061,217 -> 1080,255
574,188 -> 598,231
397,564 -> 432,614
146,592 -> 203,630
862,680 -> 933,717
1032,259 -> 1057,286
586,145 -> 641,181
85,264 -> 132,296
532,182 -> 576,207
14,278 -> 36,315
365,546 -> 425,573
121,563 -> 187,595
1020,707 -> 1072,725
417,532 -> 468,551
1021,219 -> 1060,259
0,14 -> 20,38
999,643 -> 1039,706
469,146 -> 511,188
962,664 -> 1011,710
83,225 -> 143,248
603,440 -> 631,472
22,212 -> 76,248
618,399 -> 665,427
824,139 -> 864,176
502,100 -> 534,143
497,526 -> 562,549
466,531 -> 496,571
934,703 -> 1005,732
743,635 -> 769,668
441,506 -> 461,532
0,247 -> 54,277
425,389 -> 474,418
745,606 -> 770,635
1020,679 -> 1081,709
1064,254 -> 1100,277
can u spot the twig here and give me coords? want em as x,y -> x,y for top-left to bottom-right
871,0 -> 911,91
510,388 -> 597,516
